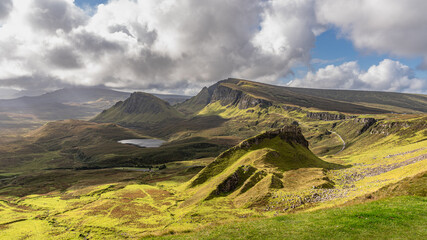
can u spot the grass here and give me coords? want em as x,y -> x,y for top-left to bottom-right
0,90 -> 426,239
150,196 -> 427,240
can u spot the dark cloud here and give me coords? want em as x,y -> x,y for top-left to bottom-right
47,46 -> 82,69
70,30 -> 123,55
28,0 -> 87,32
0,74 -> 74,90
0,0 -> 12,20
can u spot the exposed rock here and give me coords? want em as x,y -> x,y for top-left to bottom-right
211,84 -> 273,109
208,165 -> 257,198
217,126 -> 309,161
369,118 -> 427,136
282,105 -> 301,112
306,112 -> 355,121
354,118 -> 377,134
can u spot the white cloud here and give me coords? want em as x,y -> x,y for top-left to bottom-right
289,59 -> 426,93
316,0 -> 427,69
0,0 -> 321,95
0,0 -> 425,96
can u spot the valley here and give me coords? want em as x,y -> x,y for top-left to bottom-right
0,78 -> 426,239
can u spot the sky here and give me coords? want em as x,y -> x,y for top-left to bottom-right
0,0 -> 426,98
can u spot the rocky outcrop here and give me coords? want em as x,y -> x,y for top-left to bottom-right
207,165 -> 257,199
217,125 -> 309,160
354,118 -> 377,134
306,112 -> 355,121
210,84 -> 273,109
282,105 -> 301,112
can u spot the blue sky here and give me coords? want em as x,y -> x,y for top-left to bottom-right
74,0 -> 107,9
307,28 -> 426,80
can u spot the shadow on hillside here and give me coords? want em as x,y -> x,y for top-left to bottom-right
132,115 -> 229,137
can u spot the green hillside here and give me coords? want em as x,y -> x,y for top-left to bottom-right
184,126 -> 343,208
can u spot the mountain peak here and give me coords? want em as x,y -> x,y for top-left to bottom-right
92,92 -> 183,125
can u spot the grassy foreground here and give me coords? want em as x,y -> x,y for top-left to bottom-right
151,196 -> 426,240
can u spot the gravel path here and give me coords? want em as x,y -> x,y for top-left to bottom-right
329,131 -> 345,153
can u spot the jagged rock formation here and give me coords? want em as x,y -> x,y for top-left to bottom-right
306,112 -> 355,121
178,78 -> 410,115
354,118 -> 377,134
369,118 -> 427,136
210,84 -> 273,109
175,86 -> 216,114
184,125 -> 342,208
177,79 -> 273,114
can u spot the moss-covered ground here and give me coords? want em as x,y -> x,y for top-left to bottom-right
0,104 -> 426,239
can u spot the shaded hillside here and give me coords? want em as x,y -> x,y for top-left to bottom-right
0,87 -> 190,121
178,78 -> 426,114
176,86 -> 215,114
0,87 -> 130,120
287,87 -> 427,113
92,92 -> 184,125
184,126 -> 343,207
0,120 -> 230,172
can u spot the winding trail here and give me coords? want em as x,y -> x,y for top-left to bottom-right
329,131 -> 345,153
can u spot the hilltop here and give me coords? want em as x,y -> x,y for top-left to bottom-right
184,125 -> 343,208
92,92 -> 184,126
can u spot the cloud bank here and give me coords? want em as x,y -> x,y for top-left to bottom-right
0,0 -> 425,95
289,59 -> 426,93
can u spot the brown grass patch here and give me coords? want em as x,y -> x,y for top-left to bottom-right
86,201 -> 115,216
110,203 -> 159,219
145,189 -> 172,201
120,189 -> 147,199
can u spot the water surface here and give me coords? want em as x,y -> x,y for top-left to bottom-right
118,139 -> 165,148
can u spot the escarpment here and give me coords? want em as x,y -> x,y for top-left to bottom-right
210,84 -> 273,109
307,112 -> 355,121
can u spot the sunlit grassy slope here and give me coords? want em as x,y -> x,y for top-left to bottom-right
151,196 -> 426,240
0,79 -> 426,239
0,114 -> 425,238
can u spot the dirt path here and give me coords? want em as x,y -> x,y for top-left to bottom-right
330,131 -> 345,153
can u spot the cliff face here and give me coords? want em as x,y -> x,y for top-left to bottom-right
207,125 -> 310,167
307,112 -> 355,121
369,118 -> 427,136
177,79 -> 274,114
354,118 -> 377,134
210,84 -> 273,109
238,125 -> 309,149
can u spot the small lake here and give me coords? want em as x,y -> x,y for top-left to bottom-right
118,139 -> 166,148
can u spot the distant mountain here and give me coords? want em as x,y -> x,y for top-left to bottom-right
0,87 -> 190,121
92,92 -> 184,125
150,93 -> 191,105
178,78 -> 427,114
